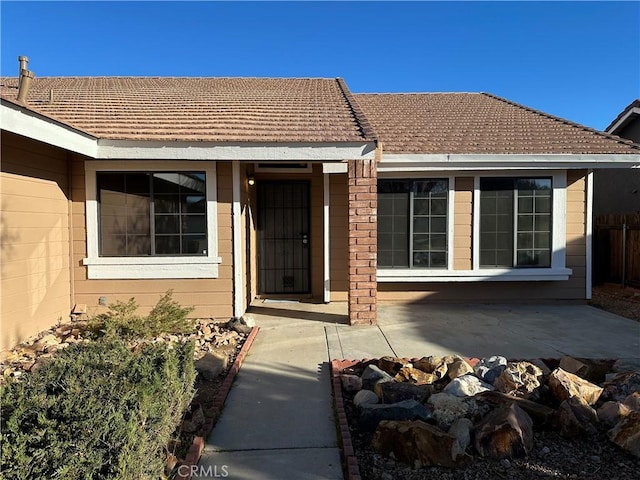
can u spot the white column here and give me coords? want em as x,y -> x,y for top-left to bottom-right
323,173 -> 331,303
586,170 -> 594,300
232,161 -> 244,317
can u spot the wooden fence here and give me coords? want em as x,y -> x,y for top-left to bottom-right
593,214 -> 640,287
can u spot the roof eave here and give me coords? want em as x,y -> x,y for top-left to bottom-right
378,153 -> 640,172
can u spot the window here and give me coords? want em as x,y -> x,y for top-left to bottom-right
378,179 -> 448,268
97,172 -> 207,256
479,177 -> 552,268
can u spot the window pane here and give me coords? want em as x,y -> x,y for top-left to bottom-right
479,181 -> 513,268
377,181 -> 410,268
155,235 -> 180,255
183,235 -> 207,255
413,252 -> 430,267
184,215 -> 206,234
98,173 -> 151,256
430,252 -> 447,267
413,234 -> 430,250
155,194 -> 180,213
516,178 -> 552,268
430,234 -> 447,250
155,215 -> 180,234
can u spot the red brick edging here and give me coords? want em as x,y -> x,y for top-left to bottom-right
177,326 -> 260,480
331,359 -> 363,480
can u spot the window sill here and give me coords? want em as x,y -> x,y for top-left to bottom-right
82,256 -> 222,279
377,268 -> 572,282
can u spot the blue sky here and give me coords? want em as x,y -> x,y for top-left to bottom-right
1,1 -> 638,130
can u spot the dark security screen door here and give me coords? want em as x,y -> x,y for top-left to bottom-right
258,182 -> 310,293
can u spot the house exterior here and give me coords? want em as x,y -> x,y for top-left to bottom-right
594,99 -> 640,215
2,66 -> 640,351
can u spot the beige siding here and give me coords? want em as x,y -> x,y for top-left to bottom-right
1,132 -> 71,350
454,177 -> 473,270
71,159 -> 234,318
378,171 -> 589,303
329,173 -> 349,301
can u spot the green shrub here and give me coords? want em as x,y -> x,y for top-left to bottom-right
1,338 -> 195,480
88,290 -> 195,340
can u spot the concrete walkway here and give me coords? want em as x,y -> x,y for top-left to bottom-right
200,302 -> 640,479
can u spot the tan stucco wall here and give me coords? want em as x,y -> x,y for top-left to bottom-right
329,173 -> 349,301
70,158 -> 234,318
1,132 -> 72,350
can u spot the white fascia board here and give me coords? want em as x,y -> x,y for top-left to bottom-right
0,101 -> 97,157
379,154 -> 640,171
606,107 -> 640,134
96,140 -> 376,161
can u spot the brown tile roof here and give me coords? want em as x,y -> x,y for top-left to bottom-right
354,92 -> 640,154
0,77 -> 374,143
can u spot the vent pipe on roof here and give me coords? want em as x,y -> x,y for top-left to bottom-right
17,56 -> 34,103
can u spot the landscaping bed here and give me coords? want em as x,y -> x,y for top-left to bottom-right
591,285 -> 640,322
0,292 -> 256,480
332,356 -> 640,480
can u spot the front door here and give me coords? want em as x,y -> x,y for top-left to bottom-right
257,181 -> 310,294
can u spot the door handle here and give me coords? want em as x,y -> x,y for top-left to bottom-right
301,233 -> 308,245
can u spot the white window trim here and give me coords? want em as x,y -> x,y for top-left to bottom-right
377,170 -> 571,282
83,160 -> 221,279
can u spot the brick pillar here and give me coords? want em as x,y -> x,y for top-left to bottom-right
348,158 -> 377,325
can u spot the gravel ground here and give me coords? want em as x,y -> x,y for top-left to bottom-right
344,383 -> 640,480
591,285 -> 640,322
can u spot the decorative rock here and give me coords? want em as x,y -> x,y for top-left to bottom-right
354,389 -> 379,407
361,364 -> 394,391
443,374 -> 494,397
359,399 -> 432,431
240,314 -> 256,328
557,396 -> 599,437
601,371 -> 640,403
378,356 -> 410,376
494,361 -> 544,400
181,403 -> 205,433
559,356 -> 590,378
474,356 -> 508,384
375,381 -> 434,404
428,393 -> 480,430
623,392 -> 640,411
340,374 -> 363,392
228,317 -> 252,335
394,366 -> 437,385
613,358 -> 640,373
609,410 -> 640,458
597,401 -> 631,428
373,420 -> 472,468
528,358 -> 552,376
33,334 -> 60,352
474,403 -> 533,459
447,359 -> 474,380
475,390 -> 556,427
194,352 -> 228,381
448,417 -> 473,451
414,355 -> 450,379
548,368 -> 603,405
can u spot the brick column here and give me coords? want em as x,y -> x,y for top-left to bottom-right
348,158 -> 377,325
